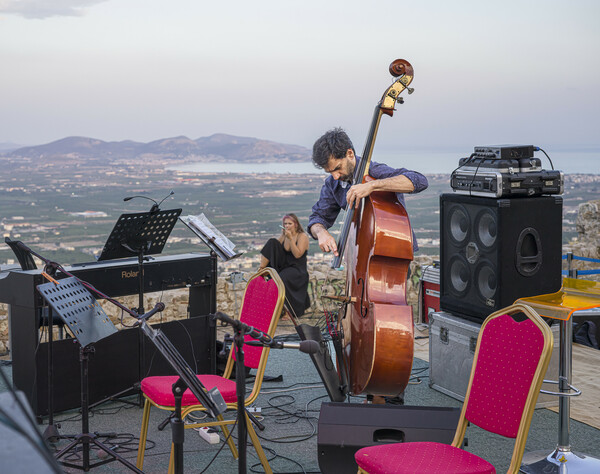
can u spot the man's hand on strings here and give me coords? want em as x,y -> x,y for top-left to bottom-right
317,230 -> 339,256
346,182 -> 373,209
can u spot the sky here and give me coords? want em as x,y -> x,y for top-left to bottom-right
1,0 -> 599,159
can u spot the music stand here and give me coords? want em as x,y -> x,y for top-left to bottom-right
95,208 -> 181,407
36,276 -> 142,472
98,208 -> 182,313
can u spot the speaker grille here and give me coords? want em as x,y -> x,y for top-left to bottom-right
440,194 -> 562,321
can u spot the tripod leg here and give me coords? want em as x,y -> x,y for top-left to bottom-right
80,348 -> 91,471
44,306 -> 61,443
88,438 -> 144,473
171,378 -> 186,474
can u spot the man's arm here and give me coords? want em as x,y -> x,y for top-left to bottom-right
346,163 -> 428,209
346,174 -> 415,208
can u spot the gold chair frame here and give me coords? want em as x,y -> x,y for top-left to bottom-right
358,302 -> 554,474
136,268 -> 285,474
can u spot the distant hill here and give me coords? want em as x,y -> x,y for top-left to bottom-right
0,142 -> 25,152
3,133 -> 311,163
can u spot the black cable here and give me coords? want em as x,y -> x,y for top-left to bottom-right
534,146 -> 555,170
174,318 -> 198,374
249,447 -> 308,474
255,395 -> 318,443
450,152 -> 477,175
199,419 -> 238,474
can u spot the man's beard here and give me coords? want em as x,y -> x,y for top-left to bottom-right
341,161 -> 355,182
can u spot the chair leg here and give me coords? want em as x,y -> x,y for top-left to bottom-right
136,398 -> 152,469
217,414 -> 239,459
246,413 -> 272,474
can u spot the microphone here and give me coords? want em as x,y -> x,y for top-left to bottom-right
123,195 -> 159,205
123,191 -> 174,213
156,190 -> 175,207
246,339 -> 320,354
137,302 -> 166,322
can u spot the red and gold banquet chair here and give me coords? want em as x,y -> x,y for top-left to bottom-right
136,267 -> 285,474
354,303 -> 554,474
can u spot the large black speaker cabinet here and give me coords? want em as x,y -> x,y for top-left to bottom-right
440,194 -> 563,321
317,402 -> 460,473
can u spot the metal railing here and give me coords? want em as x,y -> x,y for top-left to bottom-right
562,252 -> 600,278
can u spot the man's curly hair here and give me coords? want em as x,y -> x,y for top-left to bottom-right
311,127 -> 355,169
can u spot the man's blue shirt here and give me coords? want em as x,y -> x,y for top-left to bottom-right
307,159 -> 428,250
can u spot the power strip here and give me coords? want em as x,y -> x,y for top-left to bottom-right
197,427 -> 220,444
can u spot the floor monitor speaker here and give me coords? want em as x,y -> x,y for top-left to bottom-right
317,402 -> 460,473
440,194 -> 563,321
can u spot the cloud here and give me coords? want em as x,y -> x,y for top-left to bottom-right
0,0 -> 108,19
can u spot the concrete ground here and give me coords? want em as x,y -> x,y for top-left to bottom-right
1,319 -> 599,473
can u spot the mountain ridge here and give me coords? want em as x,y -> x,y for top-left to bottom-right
3,133 -> 311,163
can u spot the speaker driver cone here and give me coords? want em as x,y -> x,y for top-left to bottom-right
474,261 -> 497,303
447,205 -> 470,245
475,209 -> 497,250
446,255 -> 470,297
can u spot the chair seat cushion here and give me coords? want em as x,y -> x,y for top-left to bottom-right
141,375 -> 237,407
355,441 -> 495,474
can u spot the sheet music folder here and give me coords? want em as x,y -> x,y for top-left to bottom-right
180,214 -> 243,261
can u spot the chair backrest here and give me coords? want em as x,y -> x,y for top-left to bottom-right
237,268 -> 284,368
224,268 -> 284,403
452,303 -> 553,472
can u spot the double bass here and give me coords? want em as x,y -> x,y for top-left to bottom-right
332,59 -> 415,397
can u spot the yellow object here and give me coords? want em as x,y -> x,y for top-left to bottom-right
516,277 -> 600,320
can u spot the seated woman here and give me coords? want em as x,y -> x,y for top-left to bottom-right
259,214 -> 311,319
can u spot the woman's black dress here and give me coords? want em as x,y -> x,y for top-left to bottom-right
260,238 -> 311,318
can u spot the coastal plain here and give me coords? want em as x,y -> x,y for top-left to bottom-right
0,148 -> 598,268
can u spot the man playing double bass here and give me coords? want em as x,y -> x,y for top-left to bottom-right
308,127 -> 428,256
307,127 -> 428,403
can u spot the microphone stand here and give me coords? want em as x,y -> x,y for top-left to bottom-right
212,311 -> 274,474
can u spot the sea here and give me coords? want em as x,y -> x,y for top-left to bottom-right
168,150 -> 598,175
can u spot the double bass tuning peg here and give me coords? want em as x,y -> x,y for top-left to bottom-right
407,87 -> 415,95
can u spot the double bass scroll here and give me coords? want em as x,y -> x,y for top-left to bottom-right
330,59 -> 414,269
334,59 -> 416,397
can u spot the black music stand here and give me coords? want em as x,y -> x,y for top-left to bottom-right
94,208 -> 181,407
98,208 -> 182,313
36,277 -> 142,473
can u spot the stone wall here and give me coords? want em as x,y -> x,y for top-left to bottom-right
563,199 -> 600,281
0,256 -> 434,355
